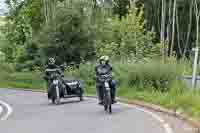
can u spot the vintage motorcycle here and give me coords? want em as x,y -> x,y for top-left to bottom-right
98,74 -> 113,114
45,68 -> 83,105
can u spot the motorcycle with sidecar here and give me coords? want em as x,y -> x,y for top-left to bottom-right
45,68 -> 84,104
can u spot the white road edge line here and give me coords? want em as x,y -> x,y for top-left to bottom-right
118,102 -> 174,133
0,105 -> 3,116
0,100 -> 13,120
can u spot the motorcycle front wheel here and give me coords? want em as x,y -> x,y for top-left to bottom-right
55,97 -> 60,105
55,85 -> 60,105
104,90 -> 112,114
107,91 -> 112,114
51,97 -> 56,104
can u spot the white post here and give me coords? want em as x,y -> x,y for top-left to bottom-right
192,47 -> 199,89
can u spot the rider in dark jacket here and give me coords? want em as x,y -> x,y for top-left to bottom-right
44,58 -> 64,98
95,56 -> 117,105
44,58 -> 62,79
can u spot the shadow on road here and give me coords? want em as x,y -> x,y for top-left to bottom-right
46,98 -> 84,106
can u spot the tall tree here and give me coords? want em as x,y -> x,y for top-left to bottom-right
160,0 -> 166,61
170,0 -> 177,57
194,0 -> 200,49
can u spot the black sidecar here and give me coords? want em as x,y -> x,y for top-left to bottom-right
62,78 -> 84,101
46,68 -> 84,104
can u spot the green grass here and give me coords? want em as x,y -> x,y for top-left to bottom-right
0,71 -> 45,89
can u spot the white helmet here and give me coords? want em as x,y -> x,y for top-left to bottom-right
99,55 -> 109,63
104,55 -> 109,62
48,57 -> 55,65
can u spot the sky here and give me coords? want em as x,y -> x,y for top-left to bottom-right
0,0 -> 7,16
0,0 -> 113,16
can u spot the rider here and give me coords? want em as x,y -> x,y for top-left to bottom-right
44,57 -> 64,98
95,56 -> 117,105
44,57 -> 63,77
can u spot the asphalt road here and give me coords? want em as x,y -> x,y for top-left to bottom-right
0,88 -> 167,133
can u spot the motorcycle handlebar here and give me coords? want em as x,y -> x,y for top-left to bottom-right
45,68 -> 60,72
98,74 -> 112,82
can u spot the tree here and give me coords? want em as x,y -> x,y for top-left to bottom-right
160,0 -> 166,61
169,0 -> 177,57
37,4 -> 96,64
143,0 -> 198,59
113,0 -> 130,19
194,0 -> 200,49
96,6 -> 160,61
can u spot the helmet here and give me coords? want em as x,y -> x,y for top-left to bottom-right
99,55 -> 109,63
104,55 -> 109,62
48,57 -> 55,65
99,56 -> 105,61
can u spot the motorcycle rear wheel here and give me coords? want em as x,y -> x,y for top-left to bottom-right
79,88 -> 83,101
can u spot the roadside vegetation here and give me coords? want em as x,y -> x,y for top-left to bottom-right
1,0 -> 200,120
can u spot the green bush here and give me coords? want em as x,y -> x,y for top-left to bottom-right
113,61 -> 178,91
64,63 -> 95,88
1,72 -> 44,89
16,61 -> 35,72
0,63 -> 15,73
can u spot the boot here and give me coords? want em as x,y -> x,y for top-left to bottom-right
97,86 -> 104,105
111,88 -> 117,104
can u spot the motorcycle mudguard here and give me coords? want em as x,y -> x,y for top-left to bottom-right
48,83 -> 64,98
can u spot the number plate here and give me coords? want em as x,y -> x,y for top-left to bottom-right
106,87 -> 110,91
53,80 -> 59,84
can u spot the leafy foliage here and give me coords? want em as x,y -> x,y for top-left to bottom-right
37,4 -> 96,64
95,7 -> 160,61
3,0 -> 43,63
113,0 -> 130,19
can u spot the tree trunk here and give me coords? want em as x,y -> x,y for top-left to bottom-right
176,9 -> 182,56
43,0 -> 48,23
170,0 -> 177,57
167,0 -> 172,43
196,17 -> 199,48
161,0 -> 166,62
195,0 -> 200,48
183,1 -> 193,57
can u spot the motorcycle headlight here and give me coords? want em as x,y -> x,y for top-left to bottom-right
67,81 -> 78,86
53,80 -> 59,85
105,82 -> 109,88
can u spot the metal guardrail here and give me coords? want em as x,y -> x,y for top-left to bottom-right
178,75 -> 200,89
